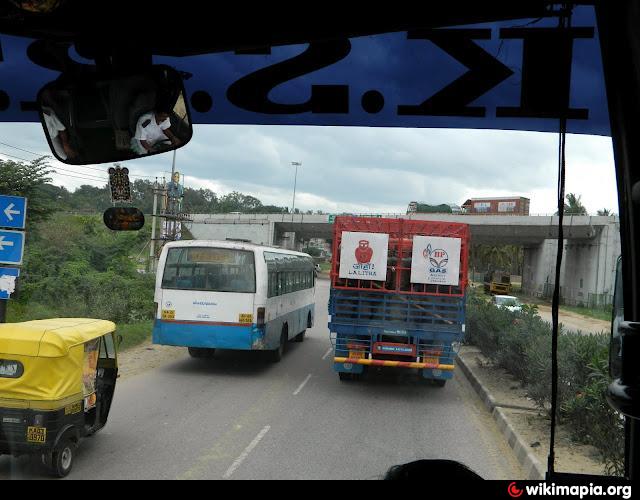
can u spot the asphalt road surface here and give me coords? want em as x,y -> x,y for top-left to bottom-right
0,279 -> 523,480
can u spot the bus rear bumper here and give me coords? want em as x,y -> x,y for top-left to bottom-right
152,320 -> 266,350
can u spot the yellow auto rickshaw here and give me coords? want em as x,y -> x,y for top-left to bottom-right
0,318 -> 119,477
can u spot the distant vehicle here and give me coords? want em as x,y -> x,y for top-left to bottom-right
483,270 -> 512,295
406,201 -> 458,215
153,240 -> 315,362
492,295 -> 523,312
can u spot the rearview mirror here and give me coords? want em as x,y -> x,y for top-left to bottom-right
37,65 -> 193,165
607,256 -> 640,418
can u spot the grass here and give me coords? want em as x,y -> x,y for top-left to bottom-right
5,301 -> 153,352
320,262 -> 331,273
116,320 -> 154,351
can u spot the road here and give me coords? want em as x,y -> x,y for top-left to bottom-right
0,278 -> 523,480
535,304 -> 610,335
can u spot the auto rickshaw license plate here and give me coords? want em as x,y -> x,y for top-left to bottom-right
27,426 -> 47,443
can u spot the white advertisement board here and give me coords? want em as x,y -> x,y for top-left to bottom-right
410,236 -> 462,286
339,231 -> 389,281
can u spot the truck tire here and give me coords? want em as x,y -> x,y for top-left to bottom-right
188,347 -> 215,358
294,330 -> 306,342
338,372 -> 352,381
433,379 -> 447,388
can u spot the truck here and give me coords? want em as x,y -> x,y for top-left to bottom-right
483,269 -> 512,295
328,216 -> 470,386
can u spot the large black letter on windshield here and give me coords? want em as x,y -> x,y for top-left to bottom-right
496,27 -> 594,120
397,29 -> 514,117
227,40 -> 351,114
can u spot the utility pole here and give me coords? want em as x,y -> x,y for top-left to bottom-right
291,161 -> 301,222
148,179 -> 160,272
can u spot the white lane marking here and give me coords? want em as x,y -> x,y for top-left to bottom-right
293,374 -> 312,396
322,347 -> 333,360
223,425 -> 271,479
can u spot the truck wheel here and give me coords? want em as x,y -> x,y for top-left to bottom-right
51,438 -> 76,478
294,330 -> 306,343
338,372 -> 352,381
189,347 -> 215,358
433,379 -> 447,388
188,347 -> 202,358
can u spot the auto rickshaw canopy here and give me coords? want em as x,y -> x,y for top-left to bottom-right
0,319 -> 116,405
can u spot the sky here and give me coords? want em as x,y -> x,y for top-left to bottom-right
0,123 -> 618,216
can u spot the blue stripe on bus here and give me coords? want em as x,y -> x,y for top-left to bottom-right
152,320 -> 265,350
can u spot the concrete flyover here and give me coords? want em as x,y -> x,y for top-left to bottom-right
189,213 -> 620,307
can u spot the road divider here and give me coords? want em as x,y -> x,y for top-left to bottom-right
223,425 -> 271,479
293,374 -> 312,396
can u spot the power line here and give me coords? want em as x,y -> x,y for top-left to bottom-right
51,170 -> 108,183
0,141 -> 46,157
0,151 -> 34,162
0,141 -> 162,179
53,167 -> 107,182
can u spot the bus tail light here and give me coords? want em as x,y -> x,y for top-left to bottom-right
154,302 -> 159,317
257,307 -> 266,327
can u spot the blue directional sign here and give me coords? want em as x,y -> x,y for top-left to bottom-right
0,196 -> 27,230
0,230 -> 25,265
0,267 -> 19,300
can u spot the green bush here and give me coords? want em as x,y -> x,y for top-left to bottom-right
466,289 -> 624,474
9,214 -> 155,324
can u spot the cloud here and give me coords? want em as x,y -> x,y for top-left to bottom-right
0,123 -> 617,215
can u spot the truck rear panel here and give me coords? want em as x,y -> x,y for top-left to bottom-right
328,216 -> 470,383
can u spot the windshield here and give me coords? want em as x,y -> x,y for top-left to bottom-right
0,3 -> 629,484
161,247 -> 256,293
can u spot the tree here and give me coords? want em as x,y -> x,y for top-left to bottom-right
556,193 -> 588,215
303,246 -> 322,257
597,208 -> 612,216
0,157 -> 55,226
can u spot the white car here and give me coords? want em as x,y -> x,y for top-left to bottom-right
492,295 -> 523,312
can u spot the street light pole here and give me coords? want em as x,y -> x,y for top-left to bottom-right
291,161 -> 301,222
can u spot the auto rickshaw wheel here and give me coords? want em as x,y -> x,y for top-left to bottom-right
51,438 -> 76,478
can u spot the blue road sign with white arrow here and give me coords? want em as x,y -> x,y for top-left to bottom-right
0,230 -> 25,266
0,196 -> 27,230
0,267 -> 19,300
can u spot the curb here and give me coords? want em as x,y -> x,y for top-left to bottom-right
456,352 -> 546,480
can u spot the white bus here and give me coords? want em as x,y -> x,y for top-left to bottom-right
152,240 -> 316,361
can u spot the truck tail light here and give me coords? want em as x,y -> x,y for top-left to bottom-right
257,307 -> 266,327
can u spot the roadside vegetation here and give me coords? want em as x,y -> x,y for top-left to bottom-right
465,289 -> 624,475
1,157 -> 323,351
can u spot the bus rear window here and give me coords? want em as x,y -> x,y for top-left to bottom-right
161,247 -> 256,293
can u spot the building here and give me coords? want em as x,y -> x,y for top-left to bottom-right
461,197 -> 530,215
